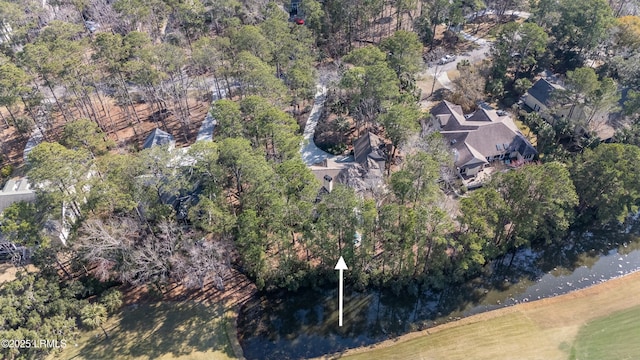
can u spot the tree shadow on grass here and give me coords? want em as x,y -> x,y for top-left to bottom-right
76,301 -> 234,359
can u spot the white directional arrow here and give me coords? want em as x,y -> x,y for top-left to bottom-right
334,256 -> 348,327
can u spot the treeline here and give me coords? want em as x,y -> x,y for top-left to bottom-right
0,0 -> 317,147
480,0 -> 640,152
0,264 -> 123,359
8,109 -> 640,295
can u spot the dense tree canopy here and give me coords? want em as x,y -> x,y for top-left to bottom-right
570,143 -> 640,224
550,0 -> 614,54
0,0 -> 635,314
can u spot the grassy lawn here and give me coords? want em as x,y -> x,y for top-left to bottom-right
337,271 -> 640,360
53,302 -> 239,360
515,118 -> 537,147
570,305 -> 640,360
416,73 -> 442,99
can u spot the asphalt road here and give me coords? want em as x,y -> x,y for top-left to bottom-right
421,10 -> 531,90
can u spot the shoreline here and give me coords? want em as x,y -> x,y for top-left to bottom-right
320,269 -> 640,359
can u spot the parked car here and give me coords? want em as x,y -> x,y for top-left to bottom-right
437,54 -> 457,65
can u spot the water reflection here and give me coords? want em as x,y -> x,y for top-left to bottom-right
238,226 -> 640,360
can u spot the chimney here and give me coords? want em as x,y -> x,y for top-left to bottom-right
323,175 -> 333,193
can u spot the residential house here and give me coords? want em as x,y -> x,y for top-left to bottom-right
524,77 -> 615,141
0,177 -> 36,214
524,78 -> 565,116
353,131 -> 387,173
430,100 -> 537,177
524,77 -> 588,123
143,128 -> 175,149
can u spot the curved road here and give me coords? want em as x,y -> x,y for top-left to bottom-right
423,10 -> 531,91
300,72 -> 353,166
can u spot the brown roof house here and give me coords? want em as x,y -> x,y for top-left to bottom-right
430,101 -> 537,178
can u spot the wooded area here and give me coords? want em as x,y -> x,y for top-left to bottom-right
1,0 -> 640,357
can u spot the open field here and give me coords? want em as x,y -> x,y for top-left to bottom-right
52,302 -> 239,360
570,305 -> 640,359
334,271 -> 640,360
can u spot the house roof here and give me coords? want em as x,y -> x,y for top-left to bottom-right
309,158 -> 350,185
527,78 -> 565,107
434,101 -> 538,169
447,132 -> 489,168
431,100 -> 464,117
0,178 -> 36,214
430,100 -> 476,131
466,108 -> 499,122
353,132 -> 385,165
431,100 -> 520,132
465,122 -> 537,158
143,128 -> 175,149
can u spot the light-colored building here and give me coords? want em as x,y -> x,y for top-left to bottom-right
143,128 -> 176,149
0,178 -> 36,214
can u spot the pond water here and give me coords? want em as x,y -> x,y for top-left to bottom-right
237,225 -> 640,360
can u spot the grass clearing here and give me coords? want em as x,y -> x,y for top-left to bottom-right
53,301 -> 238,360
336,271 -> 640,360
515,118 -> 537,146
570,305 -> 640,360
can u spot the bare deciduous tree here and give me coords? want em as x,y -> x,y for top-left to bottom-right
75,217 -> 232,291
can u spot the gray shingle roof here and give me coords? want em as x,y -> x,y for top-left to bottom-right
527,78 -> 564,107
430,100 -> 479,131
434,100 -> 538,169
353,132 -> 385,165
143,128 -> 175,149
0,178 -> 36,214
465,122 -> 536,159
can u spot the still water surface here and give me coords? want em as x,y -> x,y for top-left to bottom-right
238,227 -> 640,360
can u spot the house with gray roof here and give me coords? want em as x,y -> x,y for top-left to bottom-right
524,78 -> 565,114
431,101 -> 537,178
352,132 -> 387,171
143,128 -> 175,149
0,178 -> 36,214
524,78 -> 616,141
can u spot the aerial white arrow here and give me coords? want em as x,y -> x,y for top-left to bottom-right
334,256 -> 348,327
